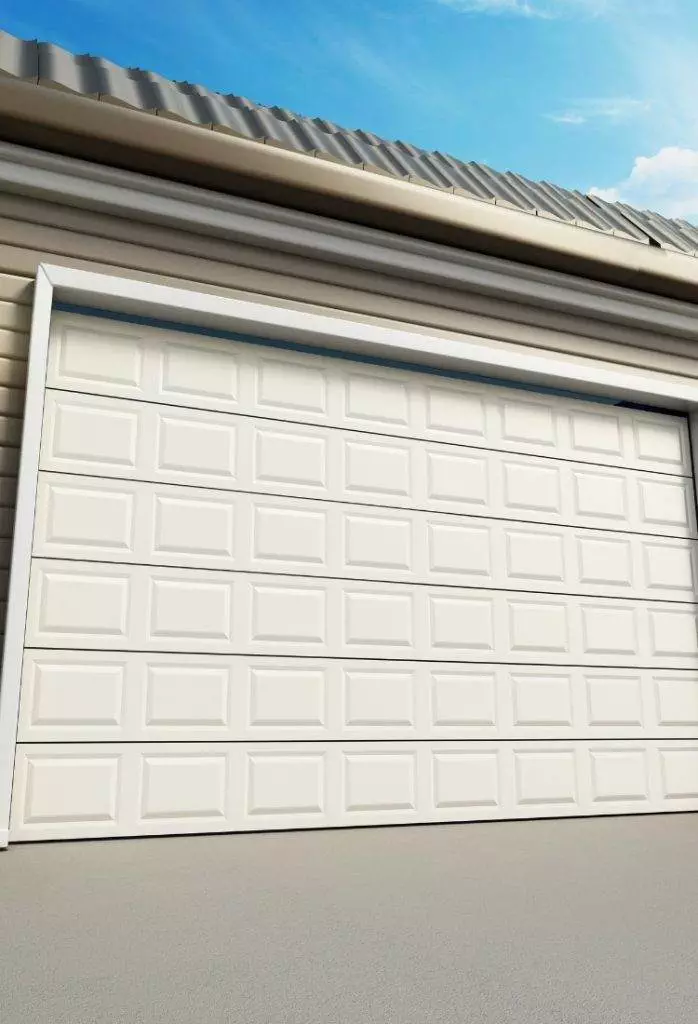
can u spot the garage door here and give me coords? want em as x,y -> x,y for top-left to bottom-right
9,312 -> 698,841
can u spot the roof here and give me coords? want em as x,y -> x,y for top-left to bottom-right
2,28 -> 698,259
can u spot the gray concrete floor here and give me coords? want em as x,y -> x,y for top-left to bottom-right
2,815 -> 698,1024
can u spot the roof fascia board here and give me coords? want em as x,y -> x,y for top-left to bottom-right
2,137 -> 698,341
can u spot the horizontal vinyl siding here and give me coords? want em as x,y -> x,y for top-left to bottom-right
0,328 -> 29,361
0,300 -> 30,334
0,273 -> 32,304
0,265 -> 27,631
0,188 -> 697,639
2,193 -> 698,375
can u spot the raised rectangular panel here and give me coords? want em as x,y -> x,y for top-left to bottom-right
649,609 -> 698,656
254,506 -> 326,564
34,569 -> 130,637
154,495 -> 235,557
345,374 -> 409,425
257,359 -> 327,414
581,605 -> 637,655
255,427 -> 326,487
502,401 -> 555,446
247,752 -> 324,815
634,419 -> 685,471
48,399 -> 138,468
426,387 -> 485,437
145,665 -> 229,726
344,592 -> 412,646
249,667 -> 325,726
659,748 -> 698,798
586,675 -> 643,726
344,670 -> 414,725
345,440 -> 410,496
509,602 -> 568,653
570,412 -> 621,455
41,482 -> 134,551
427,451 -> 488,505
428,523 -> 490,576
639,479 -> 689,527
54,324 -> 143,387
512,673 -> 573,726
161,342 -> 237,402
345,515 -> 411,570
14,734 -> 698,837
655,675 -> 698,724
429,596 -> 493,650
503,462 -> 560,513
431,671 -> 497,726
141,755 -> 227,819
25,660 -> 124,727
578,537 -> 632,586
252,585 -> 326,643
157,414 -> 236,478
433,751 -> 499,808
506,531 -> 564,582
150,579 -> 232,640
22,755 -> 120,823
573,471 -> 626,520
515,750 -> 577,805
344,752 -> 416,811
590,750 -> 648,802
643,542 -> 694,591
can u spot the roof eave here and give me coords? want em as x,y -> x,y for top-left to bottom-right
2,76 -> 698,301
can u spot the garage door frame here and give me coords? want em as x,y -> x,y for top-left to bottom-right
2,262 -> 698,847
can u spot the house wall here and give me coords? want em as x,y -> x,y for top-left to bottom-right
1,185 -> 698,642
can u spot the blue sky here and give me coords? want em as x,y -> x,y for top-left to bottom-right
4,0 -> 698,218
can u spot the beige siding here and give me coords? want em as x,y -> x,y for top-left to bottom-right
0,273 -> 24,628
4,193 -> 698,369
0,191 -> 697,631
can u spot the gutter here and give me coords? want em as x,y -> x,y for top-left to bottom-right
5,140 -> 698,343
2,77 -> 698,300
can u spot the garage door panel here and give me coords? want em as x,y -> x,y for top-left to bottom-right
38,391 -> 697,537
10,313 -> 698,841
11,739 -> 698,841
17,652 -> 698,742
32,473 -> 697,600
48,315 -> 691,476
24,560 -> 698,664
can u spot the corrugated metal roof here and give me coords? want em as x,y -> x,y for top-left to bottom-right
0,28 -> 690,255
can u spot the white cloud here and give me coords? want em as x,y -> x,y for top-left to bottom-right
590,147 -> 698,220
437,0 -> 544,13
589,185 -> 621,202
547,97 -> 650,125
436,0 -> 609,16
549,112 -> 588,124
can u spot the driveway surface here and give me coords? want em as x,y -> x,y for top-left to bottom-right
2,814 -> 698,1023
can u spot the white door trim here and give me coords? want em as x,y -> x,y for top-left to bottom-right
1,261 -> 698,847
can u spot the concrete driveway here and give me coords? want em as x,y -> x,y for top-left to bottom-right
2,814 -> 698,1024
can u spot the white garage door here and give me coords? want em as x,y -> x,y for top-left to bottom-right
9,312 -> 698,841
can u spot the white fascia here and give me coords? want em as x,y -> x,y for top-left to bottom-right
2,262 -> 698,847
3,140 -> 698,341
